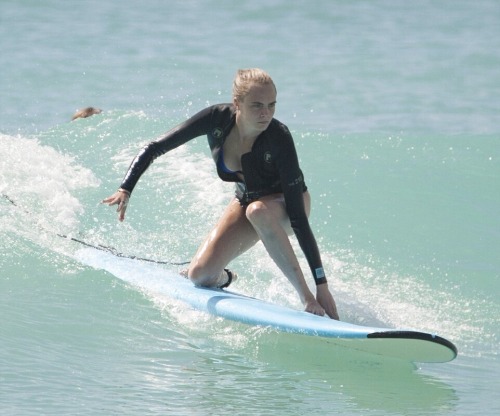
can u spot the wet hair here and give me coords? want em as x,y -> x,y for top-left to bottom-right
72,107 -> 102,121
232,68 -> 276,102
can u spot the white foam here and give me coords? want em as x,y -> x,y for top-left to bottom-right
0,133 -> 100,231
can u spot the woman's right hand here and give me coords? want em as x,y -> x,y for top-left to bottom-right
304,297 -> 326,317
102,189 -> 130,222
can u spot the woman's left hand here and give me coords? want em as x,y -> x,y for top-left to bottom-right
316,283 -> 339,320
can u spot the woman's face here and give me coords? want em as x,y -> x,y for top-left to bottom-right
235,83 -> 276,133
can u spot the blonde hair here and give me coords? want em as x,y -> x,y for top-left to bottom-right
232,68 -> 276,102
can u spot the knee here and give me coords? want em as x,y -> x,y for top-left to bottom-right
245,200 -> 276,230
187,262 -> 215,287
187,263 -> 205,285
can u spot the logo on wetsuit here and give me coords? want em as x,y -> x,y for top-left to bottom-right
212,127 -> 223,139
264,151 -> 272,164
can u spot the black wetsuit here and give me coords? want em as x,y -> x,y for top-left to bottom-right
120,104 -> 327,285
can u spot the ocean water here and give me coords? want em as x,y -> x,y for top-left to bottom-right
1,1 -> 499,415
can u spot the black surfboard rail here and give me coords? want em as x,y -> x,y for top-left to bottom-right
368,330 -> 458,361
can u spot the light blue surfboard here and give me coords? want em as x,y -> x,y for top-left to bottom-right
76,248 -> 457,363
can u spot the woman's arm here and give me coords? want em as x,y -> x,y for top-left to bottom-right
120,106 -> 214,194
102,106 -> 215,221
276,127 -> 339,319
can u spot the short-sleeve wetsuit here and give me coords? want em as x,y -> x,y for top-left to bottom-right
119,103 -> 327,285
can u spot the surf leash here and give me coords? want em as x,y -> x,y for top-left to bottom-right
2,193 -> 189,266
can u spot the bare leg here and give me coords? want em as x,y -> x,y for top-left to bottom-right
188,192 -> 336,318
188,198 -> 259,287
244,192 -> 325,315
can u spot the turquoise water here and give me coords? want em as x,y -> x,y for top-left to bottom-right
1,1 -> 499,415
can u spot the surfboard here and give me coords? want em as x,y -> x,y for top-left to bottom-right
76,248 -> 457,363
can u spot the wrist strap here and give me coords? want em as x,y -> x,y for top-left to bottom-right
118,188 -> 131,196
314,267 -> 327,285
